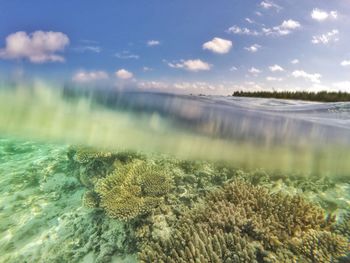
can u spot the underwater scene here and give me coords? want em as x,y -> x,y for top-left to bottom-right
0,84 -> 349,263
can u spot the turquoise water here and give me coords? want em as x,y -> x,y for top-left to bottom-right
0,84 -> 349,262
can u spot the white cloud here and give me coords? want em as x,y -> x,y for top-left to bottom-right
260,1 -> 281,11
168,59 -> 211,72
172,82 -> 217,91
182,60 -> 211,72
147,40 -> 160,46
137,81 -> 232,95
245,44 -> 261,53
330,11 -> 339,19
311,9 -> 328,21
115,69 -> 133,79
292,70 -> 322,83
227,26 -> 259,36
75,46 -> 101,53
230,66 -> 238,71
280,19 -> 301,30
245,18 -> 255,24
249,67 -> 261,74
202,37 -> 232,54
311,29 -> 339,44
244,81 -> 263,90
138,81 -> 166,90
291,59 -> 299,64
266,76 -> 283,81
269,64 -> 284,72
311,9 -> 338,21
262,20 -> 301,36
229,19 -> 301,37
340,60 -> 350,67
0,31 -> 69,63
73,70 -> 109,83
268,19 -> 301,35
143,66 -> 153,71
115,51 -> 139,59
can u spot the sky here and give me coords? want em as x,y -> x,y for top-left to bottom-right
0,0 -> 350,95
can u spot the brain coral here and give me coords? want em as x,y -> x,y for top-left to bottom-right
139,180 -> 349,263
95,160 -> 173,221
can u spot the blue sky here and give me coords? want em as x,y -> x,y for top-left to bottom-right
0,0 -> 349,94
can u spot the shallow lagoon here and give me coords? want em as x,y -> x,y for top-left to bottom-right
0,84 -> 349,262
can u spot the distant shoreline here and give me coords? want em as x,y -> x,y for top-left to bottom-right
232,91 -> 350,102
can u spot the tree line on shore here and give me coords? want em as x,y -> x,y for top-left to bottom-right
232,90 -> 350,102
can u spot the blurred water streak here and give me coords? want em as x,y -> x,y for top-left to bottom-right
0,82 -> 349,177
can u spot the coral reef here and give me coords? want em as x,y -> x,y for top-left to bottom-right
141,222 -> 261,263
67,147 -> 350,261
67,146 -> 117,187
290,230 -> 349,263
138,180 -> 349,263
72,147 -> 115,164
1,140 -> 349,263
334,212 -> 350,243
0,141 -> 140,263
203,181 -> 333,246
82,190 -> 100,208
95,160 -> 173,221
68,146 -> 146,188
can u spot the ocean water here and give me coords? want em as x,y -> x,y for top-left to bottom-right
0,83 -> 349,262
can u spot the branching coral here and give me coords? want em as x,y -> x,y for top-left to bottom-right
202,181 -> 332,247
72,147 -> 115,164
290,230 -> 348,263
68,147 -> 117,188
95,160 -> 173,221
138,180 -> 349,263
334,212 -> 350,241
68,146 -> 147,188
66,147 -> 349,261
82,190 -> 100,208
140,221 -> 262,263
71,146 -> 144,164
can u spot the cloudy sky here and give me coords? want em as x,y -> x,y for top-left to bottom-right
0,0 -> 350,94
